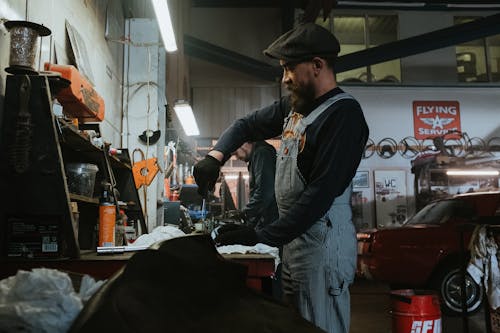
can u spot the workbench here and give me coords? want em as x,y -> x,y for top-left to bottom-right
0,250 -> 276,294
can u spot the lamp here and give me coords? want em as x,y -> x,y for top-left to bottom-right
151,0 -> 177,52
173,101 -> 199,136
446,169 -> 500,176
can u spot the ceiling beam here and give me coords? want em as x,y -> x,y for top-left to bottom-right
183,34 -> 281,81
185,13 -> 500,81
336,13 -> 500,72
191,0 -> 500,10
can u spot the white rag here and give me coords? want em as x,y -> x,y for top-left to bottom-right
216,243 -> 281,270
467,225 -> 500,309
131,225 -> 186,247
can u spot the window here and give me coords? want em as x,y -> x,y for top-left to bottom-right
315,14 -> 400,84
455,17 -> 500,83
404,200 -> 475,225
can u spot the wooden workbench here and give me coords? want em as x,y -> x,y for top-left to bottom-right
0,250 -> 276,294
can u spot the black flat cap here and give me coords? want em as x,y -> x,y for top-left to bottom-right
263,23 -> 340,62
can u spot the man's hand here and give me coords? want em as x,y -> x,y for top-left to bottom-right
193,154 -> 221,197
226,210 -> 247,222
214,224 -> 258,246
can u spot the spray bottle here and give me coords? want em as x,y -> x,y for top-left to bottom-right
98,183 -> 116,247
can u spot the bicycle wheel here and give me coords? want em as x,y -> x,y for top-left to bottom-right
444,138 -> 465,157
377,138 -> 397,159
466,137 -> 487,157
363,138 -> 375,159
398,136 -> 421,159
487,136 -> 500,154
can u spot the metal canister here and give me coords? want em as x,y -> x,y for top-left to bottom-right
99,202 -> 116,247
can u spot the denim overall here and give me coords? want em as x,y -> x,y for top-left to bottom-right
276,93 -> 357,333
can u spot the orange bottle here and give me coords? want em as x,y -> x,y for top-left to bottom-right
98,186 -> 116,247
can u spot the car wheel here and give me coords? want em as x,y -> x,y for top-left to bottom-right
432,265 -> 483,316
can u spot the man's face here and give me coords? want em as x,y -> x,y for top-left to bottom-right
232,142 -> 253,162
280,59 -> 316,113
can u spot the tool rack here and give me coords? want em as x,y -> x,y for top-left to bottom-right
0,74 -> 145,260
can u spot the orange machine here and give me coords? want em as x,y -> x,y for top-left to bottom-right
44,63 -> 105,122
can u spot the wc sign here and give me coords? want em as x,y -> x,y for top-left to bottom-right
413,101 -> 461,140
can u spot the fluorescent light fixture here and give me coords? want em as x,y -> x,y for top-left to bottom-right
151,0 -> 177,52
224,174 -> 250,181
339,1 -> 425,7
173,101 -> 199,136
446,169 -> 500,176
447,4 -> 500,9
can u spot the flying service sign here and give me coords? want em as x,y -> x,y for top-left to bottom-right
413,101 -> 461,139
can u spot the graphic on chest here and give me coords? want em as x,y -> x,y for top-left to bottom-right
282,112 -> 306,154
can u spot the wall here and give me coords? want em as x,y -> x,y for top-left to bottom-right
123,18 -> 166,232
346,85 -> 500,228
0,0 -> 125,145
0,0 -> 167,229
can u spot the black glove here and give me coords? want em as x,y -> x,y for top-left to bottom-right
226,210 -> 248,222
214,224 -> 258,246
193,155 -> 221,197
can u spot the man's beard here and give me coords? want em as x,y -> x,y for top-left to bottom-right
288,82 -> 315,114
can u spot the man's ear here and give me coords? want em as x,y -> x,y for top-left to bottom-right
312,57 -> 323,73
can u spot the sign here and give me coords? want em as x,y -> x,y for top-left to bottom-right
352,170 -> 372,230
413,101 -> 461,139
374,170 -> 408,228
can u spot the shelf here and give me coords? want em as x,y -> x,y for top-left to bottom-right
0,76 -> 146,260
69,193 -> 99,204
58,118 -> 131,169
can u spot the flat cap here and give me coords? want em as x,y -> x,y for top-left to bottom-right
263,23 -> 340,62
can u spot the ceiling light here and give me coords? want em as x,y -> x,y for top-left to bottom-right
446,169 -> 500,176
151,0 -> 177,52
173,101 -> 199,136
339,1 -> 425,7
447,4 -> 500,9
224,174 -> 250,181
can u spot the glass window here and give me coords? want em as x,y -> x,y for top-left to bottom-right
332,16 -> 367,83
330,15 -> 400,84
455,16 -> 500,83
487,34 -> 500,82
368,16 -> 401,84
404,200 -> 474,225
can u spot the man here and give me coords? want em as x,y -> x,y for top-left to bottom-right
194,23 -> 369,333
231,141 -> 279,231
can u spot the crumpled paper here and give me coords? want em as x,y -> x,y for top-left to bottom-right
0,268 -> 104,333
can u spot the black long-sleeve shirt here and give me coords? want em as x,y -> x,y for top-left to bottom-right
214,87 -> 369,247
244,141 -> 279,230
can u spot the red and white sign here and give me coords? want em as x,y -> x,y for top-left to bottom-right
410,319 -> 441,333
413,101 -> 461,140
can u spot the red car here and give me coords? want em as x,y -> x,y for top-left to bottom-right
357,191 -> 500,315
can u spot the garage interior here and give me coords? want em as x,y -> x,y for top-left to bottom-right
0,0 -> 499,332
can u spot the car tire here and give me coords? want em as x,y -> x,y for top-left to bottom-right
431,264 -> 483,316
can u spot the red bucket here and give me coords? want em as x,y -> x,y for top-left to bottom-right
390,289 -> 441,333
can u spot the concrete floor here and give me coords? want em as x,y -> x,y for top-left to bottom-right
350,278 -> 488,333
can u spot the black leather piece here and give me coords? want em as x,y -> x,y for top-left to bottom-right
69,235 -> 322,333
215,225 -> 258,246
